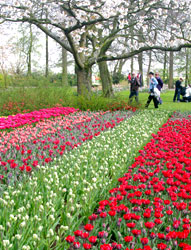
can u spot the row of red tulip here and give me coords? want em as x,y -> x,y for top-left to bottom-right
66,115 -> 191,250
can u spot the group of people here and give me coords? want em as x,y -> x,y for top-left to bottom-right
128,72 -> 191,108
128,72 -> 163,109
173,78 -> 191,103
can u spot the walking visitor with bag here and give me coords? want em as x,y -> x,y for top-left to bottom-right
145,72 -> 159,109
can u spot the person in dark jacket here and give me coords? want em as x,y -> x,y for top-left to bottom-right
155,73 -> 163,104
129,73 -> 140,103
173,77 -> 183,102
155,73 -> 163,91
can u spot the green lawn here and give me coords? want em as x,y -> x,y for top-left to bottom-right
117,90 -> 191,112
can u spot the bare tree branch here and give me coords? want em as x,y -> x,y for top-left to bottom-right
92,43 -> 191,65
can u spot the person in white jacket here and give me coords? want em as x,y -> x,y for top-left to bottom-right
145,72 -> 159,108
181,85 -> 191,102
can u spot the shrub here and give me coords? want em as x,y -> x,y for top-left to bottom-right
112,72 -> 125,84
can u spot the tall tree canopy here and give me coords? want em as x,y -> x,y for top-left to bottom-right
1,0 -> 191,95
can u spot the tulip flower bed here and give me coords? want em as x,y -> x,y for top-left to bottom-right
66,114 -> 191,250
0,107 -> 78,130
0,110 -> 171,250
0,110 -> 133,184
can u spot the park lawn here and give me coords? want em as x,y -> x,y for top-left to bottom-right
0,86 -> 190,115
118,89 -> 191,112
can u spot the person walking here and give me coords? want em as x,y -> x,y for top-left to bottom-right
173,77 -> 183,102
145,72 -> 159,109
155,72 -> 163,104
129,72 -> 140,103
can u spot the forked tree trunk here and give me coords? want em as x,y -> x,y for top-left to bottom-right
62,48 -> 68,85
169,51 -> 174,88
98,61 -> 114,97
76,66 -> 92,96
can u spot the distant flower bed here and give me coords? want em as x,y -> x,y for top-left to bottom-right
0,111 -> 132,184
107,101 -> 138,111
0,107 -> 78,130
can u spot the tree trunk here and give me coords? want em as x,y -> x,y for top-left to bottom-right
189,57 -> 191,83
185,48 -> 189,86
169,51 -> 174,88
76,65 -> 92,96
113,61 -> 119,75
131,57 -> 134,74
130,26 -> 134,74
98,61 -> 114,97
62,48 -> 68,85
117,59 -> 124,75
163,51 -> 167,80
27,24 -> 32,76
138,52 -> 144,86
147,51 -> 152,85
2,70 -> 7,88
45,34 -> 49,77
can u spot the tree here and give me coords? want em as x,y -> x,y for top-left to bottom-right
11,23 -> 41,75
147,51 -> 152,85
0,45 -> 9,88
138,52 -> 143,85
45,33 -> 49,77
98,61 -> 113,97
174,48 -> 191,85
0,24 -> 13,87
45,11 -> 49,77
163,51 -> 168,81
62,48 -> 68,85
169,51 -> 174,88
129,24 -> 134,74
185,48 -> 189,85
1,0 -> 191,96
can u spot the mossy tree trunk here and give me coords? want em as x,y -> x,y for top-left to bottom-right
98,61 -> 114,97
75,65 -> 92,96
169,51 -> 174,88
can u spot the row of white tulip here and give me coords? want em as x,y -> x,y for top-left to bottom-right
0,110 -> 171,249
